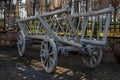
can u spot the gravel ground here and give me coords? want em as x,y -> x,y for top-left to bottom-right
0,46 -> 120,80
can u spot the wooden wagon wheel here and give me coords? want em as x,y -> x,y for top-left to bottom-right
40,38 -> 58,73
81,48 -> 102,68
17,30 -> 26,56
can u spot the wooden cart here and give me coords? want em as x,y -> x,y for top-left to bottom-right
16,5 -> 114,73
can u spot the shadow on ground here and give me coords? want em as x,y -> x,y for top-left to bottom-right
0,46 -> 120,80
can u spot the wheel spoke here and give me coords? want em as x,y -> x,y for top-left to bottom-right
49,52 -> 54,56
90,58 -> 93,66
51,47 -> 55,55
46,60 -> 49,69
96,51 -> 99,56
48,59 -> 53,68
40,54 -> 44,58
48,46 -> 52,53
92,56 -> 97,63
17,41 -> 22,45
49,57 -> 54,64
43,58 -> 48,66
17,36 -> 21,40
44,42 -> 48,51
17,36 -> 22,44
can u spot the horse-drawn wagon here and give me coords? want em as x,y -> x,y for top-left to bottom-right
16,5 -> 114,73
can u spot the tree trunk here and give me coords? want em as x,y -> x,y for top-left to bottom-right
15,0 -> 19,18
38,0 -> 46,13
49,0 -> 62,11
91,0 -> 111,10
26,0 -> 33,17
61,0 -> 68,8
49,0 -> 68,11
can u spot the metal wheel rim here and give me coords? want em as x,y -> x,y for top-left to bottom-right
81,48 -> 102,68
40,38 -> 57,73
17,30 -> 26,56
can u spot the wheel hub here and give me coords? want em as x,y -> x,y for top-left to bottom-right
41,50 -> 49,59
17,41 -> 22,45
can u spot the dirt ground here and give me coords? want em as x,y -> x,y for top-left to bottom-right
0,46 -> 120,80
